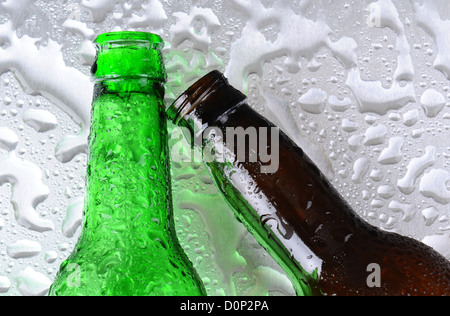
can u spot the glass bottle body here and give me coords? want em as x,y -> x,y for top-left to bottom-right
50,32 -> 206,296
168,71 -> 450,296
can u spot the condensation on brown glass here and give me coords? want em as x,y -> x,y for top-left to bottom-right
169,71 -> 450,297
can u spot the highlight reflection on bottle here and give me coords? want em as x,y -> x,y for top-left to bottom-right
168,70 -> 450,296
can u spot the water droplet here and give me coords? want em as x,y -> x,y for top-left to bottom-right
377,185 -> 396,199
298,88 -> 328,114
419,169 -> 450,205
6,240 -> 42,259
420,89 -> 446,118
352,157 -> 370,184
0,276 -> 11,293
4,97 -> 12,105
363,125 -> 387,146
389,200 -> 416,223
378,137 -> 404,165
44,251 -> 58,264
422,207 -> 439,226
403,109 -> 419,127
422,233 -> 450,260
0,127 -> 19,152
397,146 -> 436,195
23,109 -> 58,133
15,267 -> 52,296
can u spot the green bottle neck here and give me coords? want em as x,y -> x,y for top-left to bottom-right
81,31 -> 171,246
83,79 -> 172,245
94,78 -> 165,95
49,32 -> 207,297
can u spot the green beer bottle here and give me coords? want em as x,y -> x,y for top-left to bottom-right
49,32 -> 206,296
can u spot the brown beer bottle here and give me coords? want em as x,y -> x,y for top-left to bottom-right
167,71 -> 450,296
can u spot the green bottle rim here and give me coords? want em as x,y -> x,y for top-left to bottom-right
94,31 -> 164,48
92,31 -> 166,82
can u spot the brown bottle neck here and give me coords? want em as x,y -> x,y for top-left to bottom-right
168,71 -> 365,257
219,103 -> 366,256
167,71 -> 247,129
168,72 -> 450,296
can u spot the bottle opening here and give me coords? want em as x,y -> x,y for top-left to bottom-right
94,31 -> 164,50
92,31 -> 166,82
167,71 -> 241,124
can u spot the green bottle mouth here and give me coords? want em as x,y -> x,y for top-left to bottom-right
94,31 -> 164,49
92,31 -> 167,83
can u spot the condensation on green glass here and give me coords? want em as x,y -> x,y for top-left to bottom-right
92,31 -> 166,82
49,32 -> 206,296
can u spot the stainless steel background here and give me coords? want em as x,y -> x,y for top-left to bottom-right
0,0 -> 449,296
